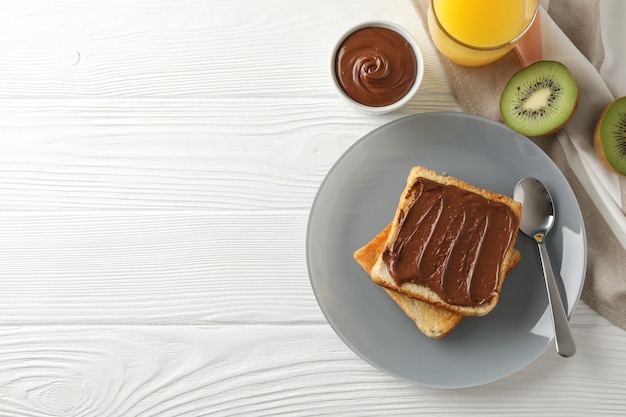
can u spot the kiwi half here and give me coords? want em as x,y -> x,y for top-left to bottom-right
500,60 -> 578,137
594,97 -> 626,176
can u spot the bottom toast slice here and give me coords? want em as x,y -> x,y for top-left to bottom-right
354,224 -> 463,339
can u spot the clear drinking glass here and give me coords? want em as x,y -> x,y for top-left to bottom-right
428,0 -> 538,66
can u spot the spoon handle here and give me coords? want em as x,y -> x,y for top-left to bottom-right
538,242 -> 576,357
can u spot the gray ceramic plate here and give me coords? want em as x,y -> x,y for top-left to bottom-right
307,112 -> 586,388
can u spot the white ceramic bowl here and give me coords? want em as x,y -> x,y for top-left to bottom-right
331,20 -> 424,114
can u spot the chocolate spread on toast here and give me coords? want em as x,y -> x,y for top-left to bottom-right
382,178 -> 517,307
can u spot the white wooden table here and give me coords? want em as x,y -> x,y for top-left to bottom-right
1,0 -> 625,415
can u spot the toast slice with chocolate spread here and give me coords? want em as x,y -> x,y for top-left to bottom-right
354,223 -> 463,339
370,166 -> 522,317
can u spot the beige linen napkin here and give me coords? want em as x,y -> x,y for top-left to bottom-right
412,0 -> 626,330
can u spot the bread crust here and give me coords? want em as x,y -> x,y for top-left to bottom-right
370,166 -> 522,317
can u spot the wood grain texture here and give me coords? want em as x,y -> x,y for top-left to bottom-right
0,97 -> 457,211
0,99 -> 393,211
0,0 -> 457,213
0,211 -> 320,324
0,0 -> 443,99
0,324 -> 624,417
1,0 -> 625,415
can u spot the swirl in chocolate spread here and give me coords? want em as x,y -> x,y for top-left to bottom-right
335,26 -> 417,107
382,178 -> 517,307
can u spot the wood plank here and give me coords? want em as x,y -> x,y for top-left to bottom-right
0,324 -> 623,416
0,0 -> 438,99
0,211 -> 322,324
0,98 -> 458,212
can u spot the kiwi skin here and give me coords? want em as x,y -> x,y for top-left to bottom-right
594,97 -> 626,176
500,60 -> 579,137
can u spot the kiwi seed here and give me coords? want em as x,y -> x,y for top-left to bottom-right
500,60 -> 578,137
594,97 -> 626,176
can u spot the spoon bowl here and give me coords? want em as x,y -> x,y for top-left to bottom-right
516,178 -> 555,243
513,178 -> 576,357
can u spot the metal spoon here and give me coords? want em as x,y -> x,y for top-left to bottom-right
513,178 -> 576,357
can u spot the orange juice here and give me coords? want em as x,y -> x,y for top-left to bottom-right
428,0 -> 537,66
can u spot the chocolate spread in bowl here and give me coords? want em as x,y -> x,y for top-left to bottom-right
335,26 -> 417,107
382,178 -> 517,307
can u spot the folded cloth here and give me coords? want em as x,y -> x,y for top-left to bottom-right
412,0 -> 626,330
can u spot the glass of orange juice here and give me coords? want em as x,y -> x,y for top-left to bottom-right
428,0 -> 538,66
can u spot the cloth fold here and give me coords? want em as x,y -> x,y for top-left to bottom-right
412,0 -> 626,330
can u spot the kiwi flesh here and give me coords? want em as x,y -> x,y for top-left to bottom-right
594,97 -> 626,176
500,60 -> 578,137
